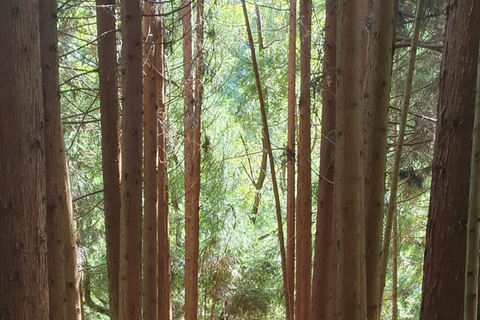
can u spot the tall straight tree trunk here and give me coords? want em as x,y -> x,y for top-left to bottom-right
183,0 -> 200,318
286,0 -> 296,318
157,4 -> 172,319
143,1 -> 158,319
464,53 -> 480,320
96,1 -> 121,319
379,1 -> 423,318
392,210 -> 398,320
240,1 -> 290,318
311,0 -> 336,319
295,1 -> 312,319
0,1 -> 49,318
420,0 -> 480,318
40,0 -> 82,318
118,0 -> 143,318
335,0 -> 367,319
362,0 -> 395,318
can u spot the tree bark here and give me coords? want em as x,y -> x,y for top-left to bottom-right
335,0 -> 367,318
286,0 -> 296,318
0,1 -> 49,318
362,0 -> 395,318
96,1 -> 121,319
295,1 -> 312,319
464,49 -> 480,320
183,0 -> 200,318
40,0 -> 82,318
118,0 -> 143,318
311,0 -> 336,318
157,3 -> 172,319
143,1 -> 158,319
392,210 -> 398,320
420,0 -> 480,318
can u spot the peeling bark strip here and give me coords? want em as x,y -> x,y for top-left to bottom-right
118,0 -> 143,318
0,1 -> 49,319
40,0 -> 82,318
96,0 -> 121,319
420,0 -> 480,318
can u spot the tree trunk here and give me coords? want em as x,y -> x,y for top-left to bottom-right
464,51 -> 480,320
392,210 -> 398,320
362,0 -> 395,318
96,1 -> 121,319
240,1 -> 290,318
0,1 -> 49,318
295,1 -> 312,319
183,0 -> 200,318
157,3 -> 172,319
40,0 -> 82,318
311,0 -> 336,318
118,0 -> 143,318
286,0 -> 296,318
143,1 -> 158,319
379,1 -> 423,317
335,0 -> 367,318
420,0 -> 480,318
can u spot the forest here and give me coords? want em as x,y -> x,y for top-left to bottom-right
0,0 -> 479,319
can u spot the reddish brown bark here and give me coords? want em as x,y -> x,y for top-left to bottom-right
286,0 -> 296,318
96,1 -> 121,319
40,0 -> 82,318
183,0 -> 200,318
296,1 -> 312,319
363,0 -> 395,318
311,0 -> 336,318
420,0 -> 480,318
118,0 -> 143,319
157,4 -> 172,319
335,0 -> 367,318
0,1 -> 49,318
143,1 -> 158,319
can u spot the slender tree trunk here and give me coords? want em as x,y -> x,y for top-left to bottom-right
296,1 -> 312,319
362,0 -> 395,318
311,0 -> 336,318
420,0 -> 480,318
157,4 -> 172,319
0,1 -> 49,318
254,2 -> 264,51
118,0 -> 143,318
286,0 -> 296,318
464,50 -> 480,320
143,1 -> 158,319
379,1 -> 423,318
392,210 -> 398,320
335,0 -> 367,319
40,0 -> 82,318
183,0 -> 200,318
240,2 -> 290,318
96,1 -> 121,319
